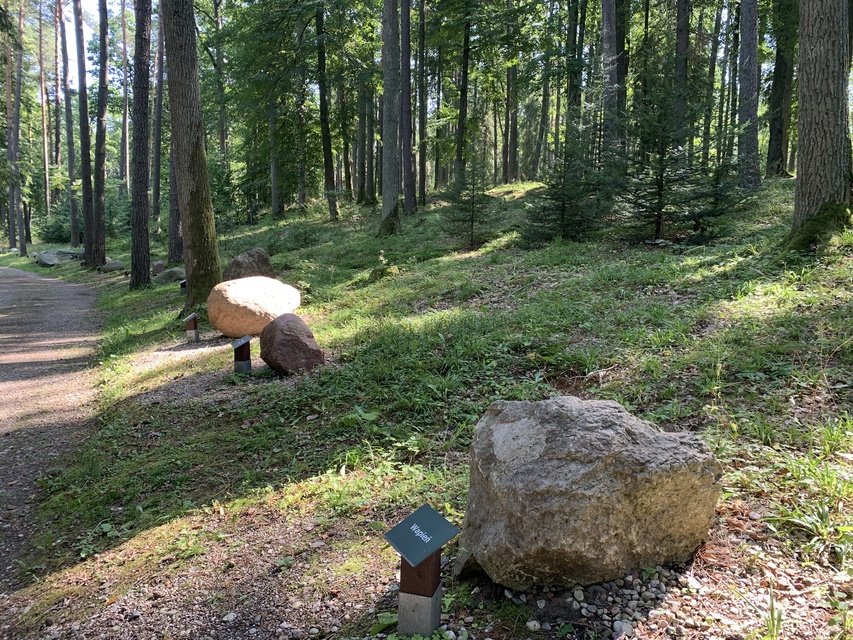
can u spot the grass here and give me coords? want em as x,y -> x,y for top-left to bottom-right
2,178 -> 853,636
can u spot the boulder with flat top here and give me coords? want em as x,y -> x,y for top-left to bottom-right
207,276 -> 300,338
454,396 -> 722,589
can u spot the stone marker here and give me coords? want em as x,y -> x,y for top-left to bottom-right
454,396 -> 722,589
222,247 -> 276,281
232,335 -> 252,374
206,276 -> 300,338
259,314 -> 323,374
385,505 -> 460,638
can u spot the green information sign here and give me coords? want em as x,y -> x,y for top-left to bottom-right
384,504 -> 460,568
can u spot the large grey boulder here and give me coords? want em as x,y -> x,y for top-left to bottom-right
455,396 -> 722,589
100,259 -> 126,273
153,267 -> 185,284
260,314 -> 324,374
207,276 -> 300,338
222,248 -> 276,281
36,249 -> 79,267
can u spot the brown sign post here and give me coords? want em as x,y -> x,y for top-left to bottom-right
385,505 -> 460,637
232,335 -> 252,374
183,312 -> 199,343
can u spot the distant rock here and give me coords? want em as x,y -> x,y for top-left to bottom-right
222,248 -> 276,281
100,260 -> 126,273
206,276 -> 300,338
455,396 -> 722,589
36,249 -> 79,267
260,314 -> 324,374
153,267 -> 185,284
152,261 -> 165,276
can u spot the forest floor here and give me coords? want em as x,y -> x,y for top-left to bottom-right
1,182 -> 853,640
0,267 -> 101,594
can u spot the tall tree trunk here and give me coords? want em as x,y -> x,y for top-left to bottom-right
673,0 -> 690,143
151,10 -> 165,229
316,4 -> 339,222
366,85 -> 376,204
725,5 -> 739,162
119,0 -> 130,193
167,149 -> 183,262
269,104 -> 280,217
435,47 -> 444,188
162,0 -> 222,310
72,0 -> 95,264
53,0 -> 61,177
93,0 -> 109,267
401,0 -> 416,213
38,0 -> 51,217
417,0 -> 427,205
715,6 -> 730,165
130,0 -> 152,289
791,0 -> 851,244
214,0 -> 228,167
532,72 -> 550,177
738,0 -> 760,188
379,0 -> 401,235
59,0 -> 79,247
702,1 -> 722,169
9,1 -> 25,256
601,0 -> 619,157
357,84 -> 367,203
454,19 -> 471,192
765,0 -> 798,178
339,88 -> 353,198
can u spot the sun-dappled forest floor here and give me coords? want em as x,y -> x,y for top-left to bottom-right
2,180 -> 853,639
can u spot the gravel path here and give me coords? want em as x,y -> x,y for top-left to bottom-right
0,267 -> 100,593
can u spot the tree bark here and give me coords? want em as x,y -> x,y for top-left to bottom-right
401,0 -> 416,213
162,0 -> 222,309
119,0 -> 130,193
601,0 -> 619,157
454,19 -> 471,192
93,0 -> 109,267
59,0 -> 79,247
702,1 -> 722,169
53,0 -> 61,184
167,148 -> 183,263
130,0 -> 152,289
9,0 -> 25,256
738,0 -> 760,187
417,0 -> 427,204
72,0 -> 95,264
791,0 -> 851,243
378,0 -> 401,235
38,0 -> 51,217
357,84 -> 367,203
316,4 -> 339,222
366,85 -> 376,204
765,0 -> 797,178
269,103 -> 280,217
673,0 -> 690,143
151,10 -> 165,229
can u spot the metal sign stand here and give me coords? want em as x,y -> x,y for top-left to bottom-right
232,335 -> 252,374
385,505 -> 460,637
183,312 -> 200,343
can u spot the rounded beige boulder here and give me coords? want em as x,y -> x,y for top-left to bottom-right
207,276 -> 301,338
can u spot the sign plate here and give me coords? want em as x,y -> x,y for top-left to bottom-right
384,504 -> 460,568
182,312 -> 197,323
231,335 -> 251,349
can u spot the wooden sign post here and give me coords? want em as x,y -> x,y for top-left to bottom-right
183,312 -> 200,343
384,505 -> 460,637
232,335 -> 252,374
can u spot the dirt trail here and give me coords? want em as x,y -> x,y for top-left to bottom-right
0,267 -> 100,593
